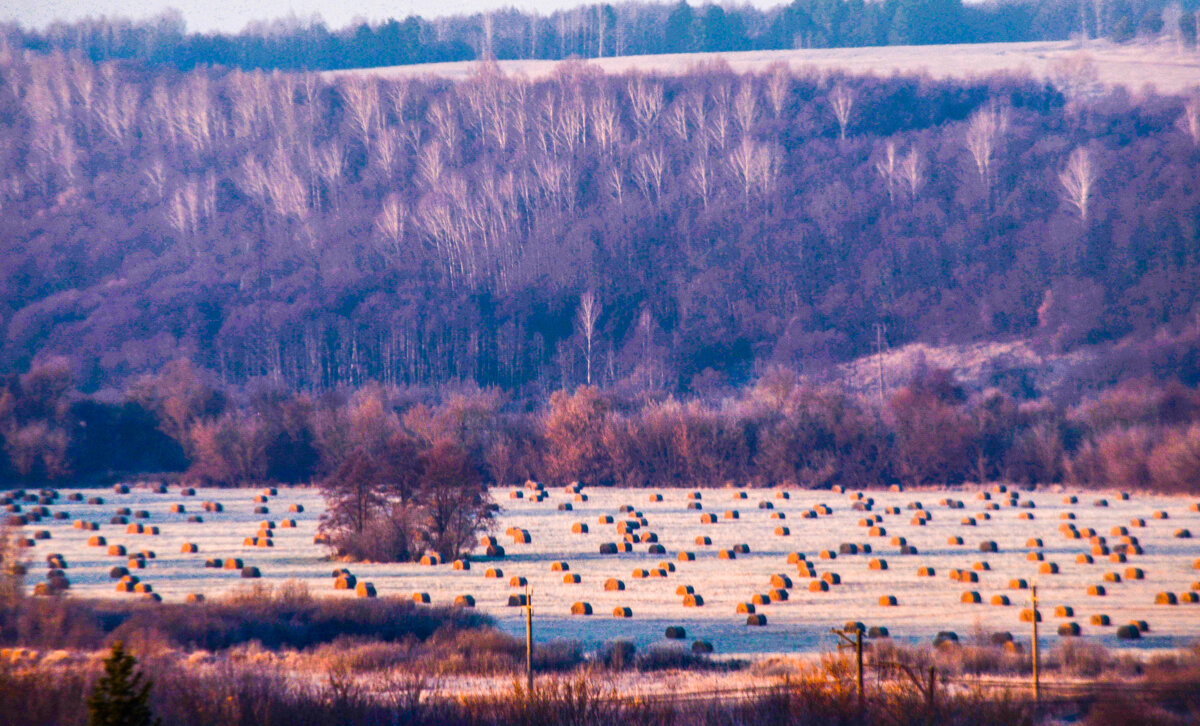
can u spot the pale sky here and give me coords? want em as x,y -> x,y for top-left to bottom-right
2,0 -> 691,33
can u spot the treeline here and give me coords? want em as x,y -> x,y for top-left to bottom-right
1,51 -> 1199,397
2,357 -> 1199,495
4,0 -> 1200,72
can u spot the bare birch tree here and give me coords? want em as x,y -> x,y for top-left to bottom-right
1059,146 -> 1096,223
576,290 -> 601,385
829,83 -> 854,140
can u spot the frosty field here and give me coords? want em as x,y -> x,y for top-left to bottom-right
9,483 -> 1200,657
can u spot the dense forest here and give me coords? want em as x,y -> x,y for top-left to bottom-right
3,0 -> 1199,72
1,48 -> 1199,395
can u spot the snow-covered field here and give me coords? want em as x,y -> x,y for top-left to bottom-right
8,483 -> 1199,656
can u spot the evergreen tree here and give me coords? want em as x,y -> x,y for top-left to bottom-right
87,642 -> 158,726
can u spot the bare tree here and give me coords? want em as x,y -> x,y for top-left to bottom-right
689,152 -> 715,209
965,106 -> 1007,205
341,77 -> 380,146
829,83 -> 854,140
375,194 -> 409,260
1059,146 -> 1097,223
576,290 -> 601,385
1180,98 -> 1200,147
627,78 -> 664,137
766,64 -> 790,119
875,141 -> 898,204
733,82 -> 759,137
899,146 -> 925,199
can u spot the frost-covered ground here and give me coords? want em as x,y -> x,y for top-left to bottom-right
11,483 -> 1200,657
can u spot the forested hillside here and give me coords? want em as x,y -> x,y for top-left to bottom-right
1,48 -> 1198,397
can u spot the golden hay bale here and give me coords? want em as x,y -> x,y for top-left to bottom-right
1175,529 -> 1193,539
1087,585 -> 1106,596
87,536 -> 106,547
746,614 -> 768,626
612,606 -> 632,618
973,562 -> 990,571
1124,567 -> 1144,580
1055,605 -> 1074,617
563,573 -> 581,584
570,601 -> 592,615
649,568 -> 668,578
821,572 -> 841,585
724,510 -> 740,520
453,559 -> 470,571
509,490 -> 524,500
868,526 -> 885,537
961,591 -> 982,604
485,567 -> 504,578
675,584 -> 694,596
809,580 -> 829,593
180,543 -> 198,554
1103,572 -> 1121,583
631,568 -> 650,579
1116,624 -> 1141,639
454,595 -> 476,608
571,522 -> 588,534
1091,614 -> 1111,626
1180,592 -> 1199,603
127,524 -> 144,534
639,531 -> 658,543
648,493 -> 663,502
819,550 -> 837,560
657,561 -> 676,573
1077,554 -> 1095,564
356,582 -> 376,598
1018,512 -> 1035,520
550,561 -> 569,572
774,526 -> 791,536
1058,622 -> 1081,637
683,593 -> 704,607
991,594 -> 1011,606
509,576 -> 527,587
947,536 -> 964,546
412,592 -> 431,603
1027,552 -> 1045,561
879,595 -> 898,607
334,574 -> 357,590
510,530 -> 531,544
419,554 -> 441,566
918,566 -> 936,577
700,513 -> 718,524
869,558 -> 888,571
1155,592 -> 1178,605
767,589 -> 788,602
675,551 -> 696,562
718,549 -> 736,560
255,538 -> 272,548
186,593 -> 205,604
1152,510 -> 1169,520
107,544 -> 126,557
1040,562 -> 1060,574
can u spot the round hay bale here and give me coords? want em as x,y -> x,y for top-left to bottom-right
809,580 -> 829,592
647,543 -> 666,554
947,536 -> 964,546
1131,518 -> 1146,527
1086,584 -> 1106,596
485,567 -> 504,579
933,631 -> 959,647
961,591 -> 983,604
1077,554 -> 1095,564
453,559 -> 471,571
574,494 -> 588,502
186,593 -> 205,604
918,566 -> 936,577
1018,512 -> 1035,520
253,506 -> 269,514
979,541 -> 998,553
1175,529 -> 1192,539
1009,578 -> 1028,590
683,593 -> 704,607
1019,608 -> 1042,622
657,561 -> 677,573
736,602 -> 756,614
241,566 -> 261,579
879,594 -> 898,607
1103,571 -> 1121,583
563,573 -> 581,584
570,601 -> 592,615
648,493 -> 663,502
356,582 -> 377,598
1040,562 -> 1060,574
557,503 -> 573,512
746,614 -> 768,626
973,562 -> 990,571
334,574 -> 357,590
180,543 -> 198,553
87,536 -> 106,547
665,625 -> 687,639
419,554 -> 441,566
1124,567 -> 1145,580
869,558 -> 888,571
1027,552 -> 1045,561
758,501 -> 774,510
1152,510 -> 1169,520
598,542 -> 618,554
1155,592 -> 1178,605
1057,622 -> 1081,637
454,595 -> 476,608
770,573 -> 793,589
612,606 -> 633,618
1055,605 -> 1075,617
786,552 -> 807,564
550,561 -> 569,572
607,578 -> 628,592
838,543 -> 859,555
509,491 -> 524,500
774,526 -> 791,536
718,549 -> 736,560
675,584 -> 694,596
223,558 -> 244,570
107,544 -> 126,557
961,517 -> 976,526
1180,592 -> 1199,604
1116,624 -> 1141,640
649,568 -> 668,578
486,544 -> 506,557
571,522 -> 588,534
821,572 -> 841,585
724,510 -> 739,520
991,594 -> 1011,606
412,592 -> 431,603
1091,614 -> 1111,626
508,576 -> 528,588
700,513 -> 718,524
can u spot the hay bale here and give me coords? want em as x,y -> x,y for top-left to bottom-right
991,594 -> 1011,606
947,536 -> 964,546
632,568 -> 650,579
838,543 -> 859,555
550,561 -> 569,572
1077,554 -> 1095,564
961,591 -> 982,604
683,593 -> 704,607
918,566 -> 936,577
253,506 -> 269,514
1125,567 -> 1145,580
665,625 -> 687,639
107,544 -> 126,557
186,593 -> 206,604
1027,552 -> 1045,561
222,558 -> 244,570
1040,562 -> 1060,575
649,568 -> 668,578
1086,584 -> 1106,596
1055,605 -> 1074,617
485,567 -> 504,579
412,592 -> 431,603
1180,592 -> 1199,604
180,543 -> 198,553
724,510 -> 740,520
612,606 -> 633,618
1103,571 -> 1121,583
687,502 -> 703,510
557,503 -> 573,512
571,522 -> 588,534
809,580 -> 829,592
453,559 -> 470,571
786,552 -> 807,564
933,631 -> 959,647
454,595 -> 476,608
1018,512 -> 1035,520
570,601 -> 592,615
695,535 -> 712,546
774,526 -> 791,536
718,549 -> 736,560
356,582 -> 377,598
1152,510 -> 1169,520
563,573 -> 581,584
878,594 -> 898,607
1058,622 -> 1081,637
419,554 -> 441,566
509,491 -> 524,500
87,535 -> 106,547
1131,518 -> 1146,527
1155,592 -> 1178,605
334,574 -> 357,590
770,573 -> 793,588
598,542 -> 618,554
979,541 -> 998,552
647,543 -> 666,555
1116,624 -> 1141,640
821,572 -> 841,585
677,551 -> 696,562
746,614 -> 768,626
1009,578 -> 1028,590
486,544 -> 506,557
869,558 -> 888,571
241,566 -> 261,578
961,517 -> 976,526
700,513 -> 718,524
1175,529 -> 1192,539
1091,614 -> 1111,626
972,562 -> 990,571
675,584 -> 694,596
758,501 -> 774,510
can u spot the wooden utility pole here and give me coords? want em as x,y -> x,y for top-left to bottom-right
524,585 -> 534,692
831,626 -> 865,710
1031,584 -> 1040,704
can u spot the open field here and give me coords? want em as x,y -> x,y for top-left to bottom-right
7,483 -> 1199,657
332,40 -> 1200,94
